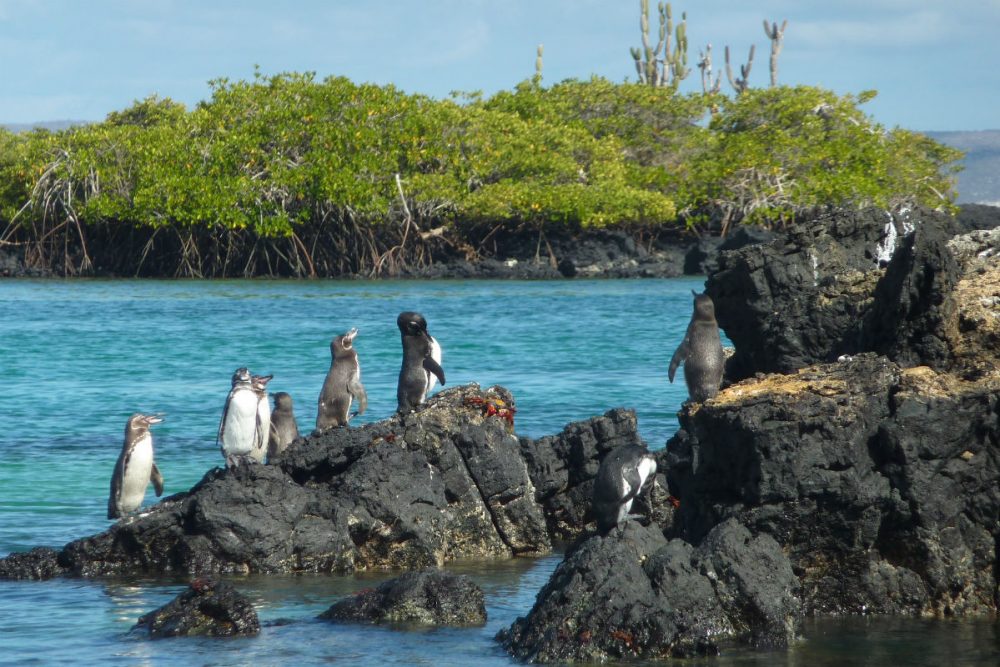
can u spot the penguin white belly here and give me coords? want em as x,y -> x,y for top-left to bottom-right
223,389 -> 259,457
637,456 -> 657,488
426,336 -> 442,394
120,435 -> 153,511
250,397 -> 271,463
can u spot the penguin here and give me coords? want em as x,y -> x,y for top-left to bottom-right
218,367 -> 260,467
316,328 -> 368,429
268,391 -> 300,459
108,413 -> 165,520
249,373 -> 273,464
668,290 -> 725,402
591,444 -> 658,533
396,311 -> 446,413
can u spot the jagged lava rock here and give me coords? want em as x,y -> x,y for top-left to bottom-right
319,569 -> 486,626
498,520 -> 799,662
133,579 -> 259,638
0,384 -> 550,578
665,353 -> 1000,616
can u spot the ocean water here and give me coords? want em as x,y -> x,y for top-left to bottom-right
0,278 -> 997,666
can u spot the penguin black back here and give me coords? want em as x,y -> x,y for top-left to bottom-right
269,391 -> 300,458
668,291 -> 725,403
592,444 -> 657,533
396,311 -> 445,413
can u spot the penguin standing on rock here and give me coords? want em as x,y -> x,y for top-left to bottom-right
249,374 -> 273,463
108,413 -> 165,519
668,291 -> 725,402
396,312 -> 445,413
268,392 -> 300,459
316,328 -> 368,430
218,367 -> 260,467
592,444 -> 658,533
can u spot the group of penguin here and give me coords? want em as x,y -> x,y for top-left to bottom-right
107,311 -> 444,519
108,293 -> 725,538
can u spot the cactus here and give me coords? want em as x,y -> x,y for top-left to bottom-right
724,44 -> 755,94
533,43 -> 544,86
630,0 -> 690,89
763,19 -> 788,87
697,43 -> 722,95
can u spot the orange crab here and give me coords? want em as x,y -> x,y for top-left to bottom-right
463,395 -> 517,427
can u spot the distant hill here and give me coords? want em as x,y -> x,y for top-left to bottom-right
925,130 -> 1000,205
2,120 -> 89,133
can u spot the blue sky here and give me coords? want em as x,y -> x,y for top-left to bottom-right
0,0 -> 997,131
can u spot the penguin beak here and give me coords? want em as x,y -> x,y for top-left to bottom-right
344,328 -> 359,342
145,415 -> 165,425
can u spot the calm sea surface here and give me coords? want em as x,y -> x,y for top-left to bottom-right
0,278 -> 997,666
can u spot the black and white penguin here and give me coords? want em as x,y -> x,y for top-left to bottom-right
396,311 -> 445,413
316,328 -> 368,430
591,444 -> 658,533
248,373 -> 273,464
668,290 -> 725,402
108,413 -> 165,520
268,391 -> 300,459
218,367 -> 260,467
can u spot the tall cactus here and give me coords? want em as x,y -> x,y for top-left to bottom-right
762,19 -> 788,87
630,0 -> 690,89
697,43 -> 722,94
533,43 -> 544,86
724,44 -> 755,94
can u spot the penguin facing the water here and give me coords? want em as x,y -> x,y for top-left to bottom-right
249,373 -> 273,464
108,413 -> 165,519
316,328 -> 368,430
668,291 -> 725,403
396,312 -> 445,413
218,367 -> 260,467
268,392 -> 300,459
591,444 -> 658,533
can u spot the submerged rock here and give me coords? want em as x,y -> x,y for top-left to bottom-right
134,579 -> 259,638
0,385 -> 551,578
498,520 -> 799,662
320,570 -> 486,626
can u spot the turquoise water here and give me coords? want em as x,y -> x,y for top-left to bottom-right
1,278 -> 998,666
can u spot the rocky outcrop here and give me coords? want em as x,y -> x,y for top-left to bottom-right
133,579 -> 260,638
498,520 -> 799,662
0,384 -> 551,578
707,206 -> 1000,380
665,354 -> 1000,616
320,570 -> 486,626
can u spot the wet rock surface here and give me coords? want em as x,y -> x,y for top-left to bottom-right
320,569 -> 486,626
0,385 -> 552,578
498,520 -> 799,662
133,579 -> 260,638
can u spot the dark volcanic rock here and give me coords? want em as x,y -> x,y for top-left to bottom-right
498,520 -> 799,662
706,206 -> 997,379
320,569 -> 486,626
0,547 -> 64,580
0,384 -> 551,578
520,408 -> 671,540
665,353 -> 1000,616
134,579 -> 259,638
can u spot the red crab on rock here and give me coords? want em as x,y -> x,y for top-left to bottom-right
463,394 -> 516,428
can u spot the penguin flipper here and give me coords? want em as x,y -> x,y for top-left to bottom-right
423,357 -> 446,386
668,342 -> 687,383
151,462 -> 164,497
349,378 -> 368,416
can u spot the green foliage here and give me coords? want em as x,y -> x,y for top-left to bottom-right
0,74 -> 961,254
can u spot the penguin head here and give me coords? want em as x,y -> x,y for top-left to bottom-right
231,367 -> 252,387
126,413 -> 164,437
273,392 -> 294,410
692,292 -> 716,320
332,328 -> 359,357
251,374 -> 273,392
397,311 -> 429,337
